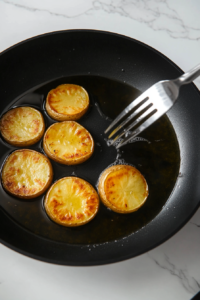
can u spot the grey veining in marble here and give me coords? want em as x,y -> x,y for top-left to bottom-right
1,0 -> 200,40
191,222 -> 200,228
148,253 -> 200,294
0,0 -> 200,299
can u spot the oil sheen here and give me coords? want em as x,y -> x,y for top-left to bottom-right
0,76 -> 180,244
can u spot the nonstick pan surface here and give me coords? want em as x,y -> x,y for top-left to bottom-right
0,30 -> 200,266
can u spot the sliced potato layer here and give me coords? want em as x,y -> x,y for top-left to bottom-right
46,84 -> 89,121
45,177 -> 99,227
2,149 -> 53,199
98,165 -> 148,213
43,121 -> 94,165
0,106 -> 45,146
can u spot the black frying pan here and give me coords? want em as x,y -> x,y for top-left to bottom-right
0,30 -> 200,266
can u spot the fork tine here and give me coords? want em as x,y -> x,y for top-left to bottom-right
115,109 -> 162,149
104,91 -> 149,134
108,100 -> 153,139
109,106 -> 157,146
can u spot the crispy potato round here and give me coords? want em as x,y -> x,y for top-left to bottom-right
46,84 -> 89,121
0,106 -> 45,147
44,177 -> 99,227
2,149 -> 53,199
98,165 -> 148,214
43,121 -> 94,165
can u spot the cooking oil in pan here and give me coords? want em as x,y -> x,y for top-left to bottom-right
0,76 -> 180,244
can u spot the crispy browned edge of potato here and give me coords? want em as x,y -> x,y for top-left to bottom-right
43,121 -> 94,165
45,84 -> 90,121
1,149 -> 53,199
44,176 -> 100,227
0,107 -> 45,147
98,164 -> 149,214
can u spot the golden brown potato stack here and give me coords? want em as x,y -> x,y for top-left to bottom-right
2,149 -> 53,199
0,106 -> 45,147
46,84 -> 89,121
43,121 -> 94,165
98,164 -> 148,213
44,177 -> 99,227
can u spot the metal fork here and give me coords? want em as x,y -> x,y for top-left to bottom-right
105,64 -> 200,149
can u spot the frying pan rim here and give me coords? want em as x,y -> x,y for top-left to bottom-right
0,29 -> 200,266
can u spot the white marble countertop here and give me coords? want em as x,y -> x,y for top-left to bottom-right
0,1 -> 200,299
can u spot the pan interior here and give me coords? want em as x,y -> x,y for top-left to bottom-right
0,75 -> 180,244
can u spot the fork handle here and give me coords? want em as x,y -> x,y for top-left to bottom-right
175,63 -> 200,86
